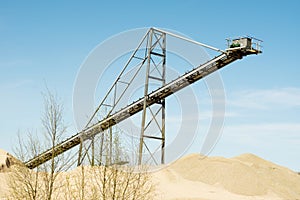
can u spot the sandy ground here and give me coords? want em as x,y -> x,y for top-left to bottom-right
1,150 -> 300,200
152,153 -> 300,200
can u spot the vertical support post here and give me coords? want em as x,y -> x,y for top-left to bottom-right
77,141 -> 83,166
91,136 -> 95,166
99,132 -> 104,165
139,29 -> 167,165
161,33 -> 166,164
109,126 -> 112,165
139,29 -> 153,165
78,28 -> 167,167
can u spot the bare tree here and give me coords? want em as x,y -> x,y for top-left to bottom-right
8,89 -> 154,200
90,164 -> 154,200
62,129 -> 154,200
8,132 -> 43,200
62,162 -> 154,200
91,130 -> 154,200
8,89 -> 70,200
64,165 -> 88,200
40,90 -> 70,200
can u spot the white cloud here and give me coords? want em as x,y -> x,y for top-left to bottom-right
228,87 -> 300,110
211,122 -> 300,171
224,123 -> 300,136
222,123 -> 300,146
167,110 -> 239,122
0,60 -> 31,68
0,79 -> 33,90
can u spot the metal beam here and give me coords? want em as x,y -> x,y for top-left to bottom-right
152,27 -> 226,53
25,36 -> 261,169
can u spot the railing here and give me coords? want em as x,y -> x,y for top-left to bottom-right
226,36 -> 263,52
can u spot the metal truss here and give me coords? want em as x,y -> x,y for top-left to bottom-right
25,28 -> 262,169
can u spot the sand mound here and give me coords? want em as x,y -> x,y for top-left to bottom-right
0,149 -> 21,198
0,151 -> 299,200
0,149 -> 23,173
0,149 -> 14,172
168,153 -> 300,199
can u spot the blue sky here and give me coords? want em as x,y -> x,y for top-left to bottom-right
0,1 -> 300,170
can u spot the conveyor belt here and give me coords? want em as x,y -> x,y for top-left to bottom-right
25,40 -> 261,169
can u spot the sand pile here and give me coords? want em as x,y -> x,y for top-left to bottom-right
166,153 -> 300,199
0,149 -> 23,172
0,149 -> 22,198
0,150 -> 299,200
0,149 -> 14,172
